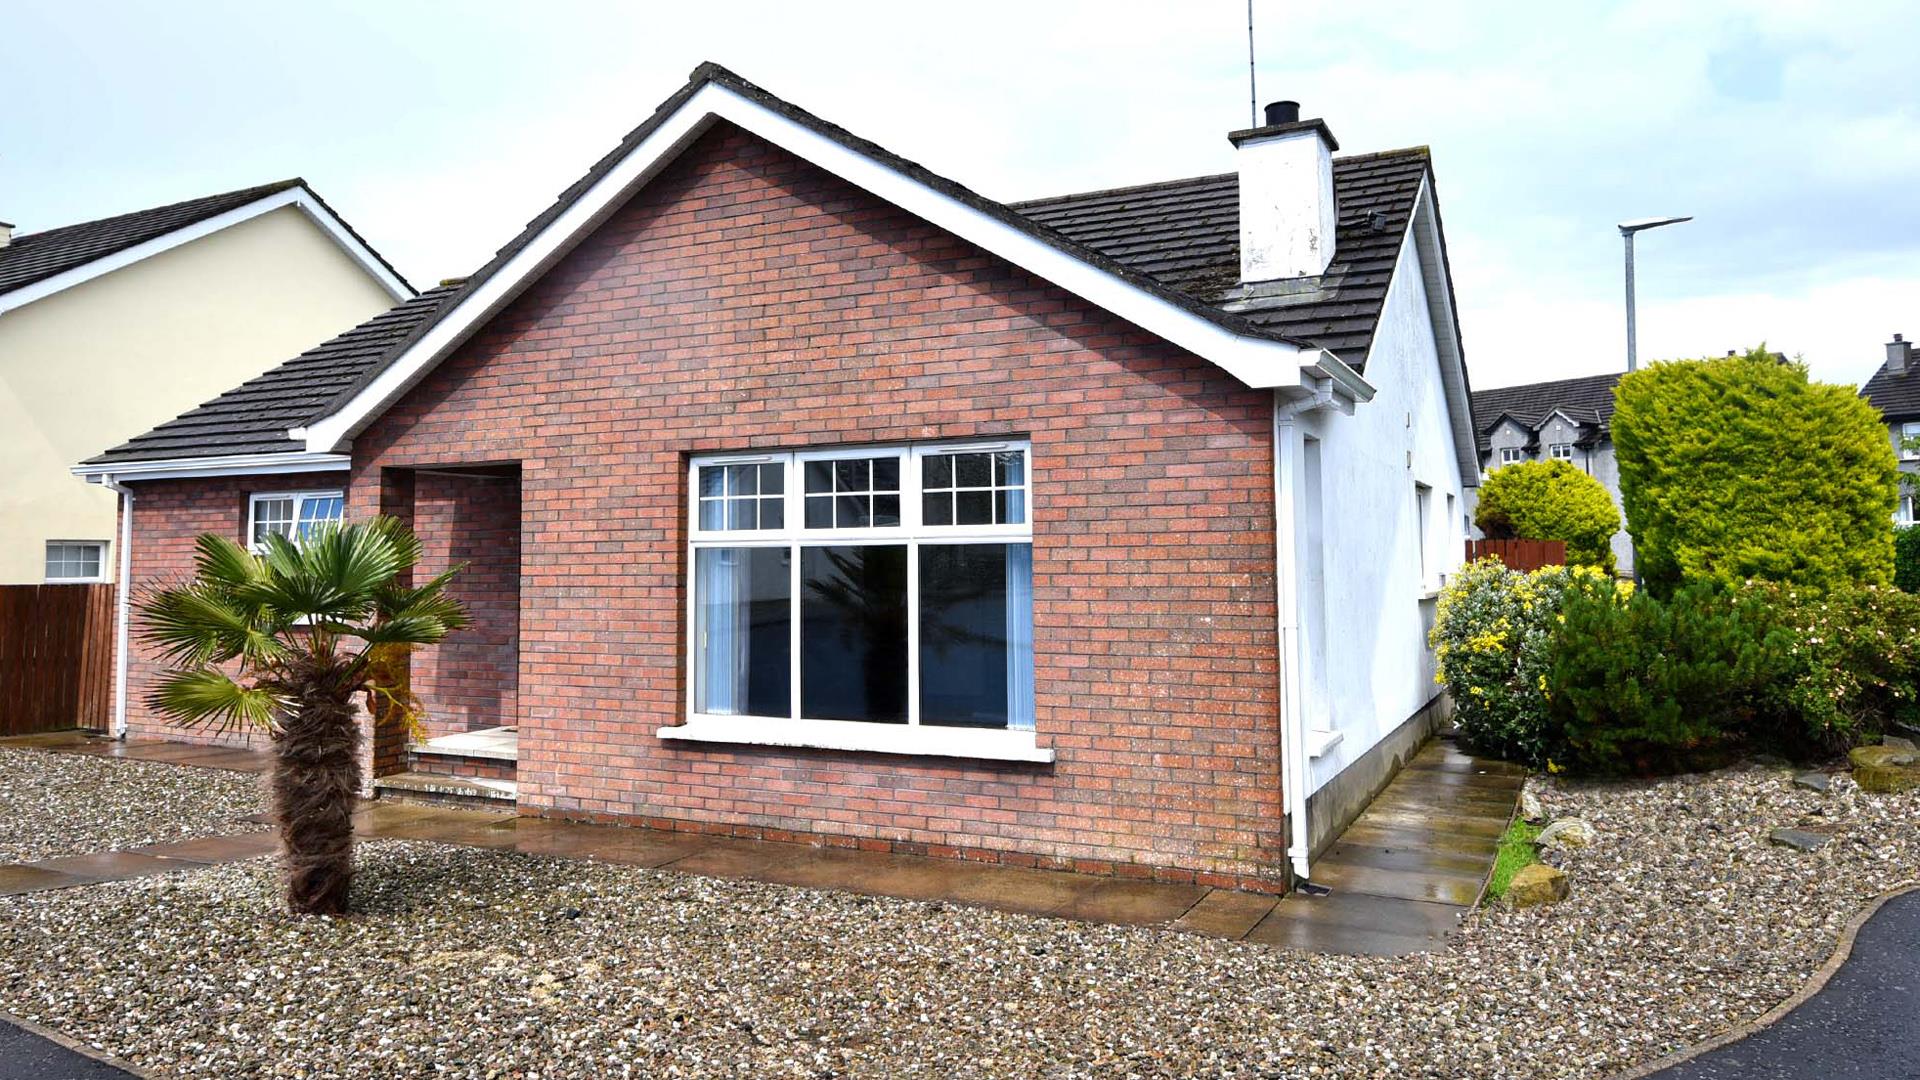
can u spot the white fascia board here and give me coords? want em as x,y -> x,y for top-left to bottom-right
298,82 -> 1315,453
1395,176 -> 1479,486
0,188 -> 410,318
72,451 -> 351,484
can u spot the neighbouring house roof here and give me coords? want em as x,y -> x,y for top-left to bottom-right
1469,371 -> 1623,454
88,62 -> 1469,475
86,284 -> 461,464
1012,149 -> 1432,361
0,180 -> 411,310
1861,361 -> 1920,422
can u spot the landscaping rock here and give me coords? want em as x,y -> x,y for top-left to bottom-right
1791,772 -> 1831,794
1884,735 -> 1919,753
1767,827 -> 1829,852
1505,863 -> 1571,907
1851,745 -> 1920,794
1535,818 -> 1596,850
1518,788 -> 1546,823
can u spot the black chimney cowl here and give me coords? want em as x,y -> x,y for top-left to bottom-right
1264,100 -> 1301,125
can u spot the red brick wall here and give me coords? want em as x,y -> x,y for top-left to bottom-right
408,471 -> 520,740
144,124 -> 1281,883
119,472 -> 351,749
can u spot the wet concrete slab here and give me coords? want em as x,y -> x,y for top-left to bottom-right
0,865 -> 90,896
1169,888 -> 1281,938
24,851 -> 189,883
133,831 -> 281,864
1054,880 -> 1211,927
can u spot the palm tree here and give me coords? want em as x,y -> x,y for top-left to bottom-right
137,516 -> 468,915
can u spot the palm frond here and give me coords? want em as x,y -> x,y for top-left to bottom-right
192,533 -> 265,591
138,581 -> 284,668
148,669 -> 284,735
244,524 -> 402,622
351,611 -> 459,647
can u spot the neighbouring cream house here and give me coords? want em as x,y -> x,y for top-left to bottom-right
0,180 -> 410,584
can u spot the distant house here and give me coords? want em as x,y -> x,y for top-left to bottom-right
1862,334 -> 1920,524
1468,372 -> 1631,574
0,181 -> 410,585
79,65 -> 1479,888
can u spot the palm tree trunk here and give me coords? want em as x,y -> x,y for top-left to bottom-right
272,672 -> 363,915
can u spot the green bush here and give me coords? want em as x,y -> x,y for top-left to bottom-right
1546,584 -> 1783,774
1896,526 -> 1920,593
1429,558 -> 1621,768
1612,348 -> 1898,596
1746,582 -> 1920,753
1474,459 -> 1621,572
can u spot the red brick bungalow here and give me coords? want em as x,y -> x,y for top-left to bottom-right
77,65 -> 1478,890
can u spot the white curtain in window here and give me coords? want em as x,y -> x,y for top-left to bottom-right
696,548 -> 748,714
1005,543 -> 1034,731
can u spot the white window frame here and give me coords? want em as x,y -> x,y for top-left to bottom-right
669,440 -> 1050,763
1548,443 -> 1575,461
44,540 -> 109,583
1901,492 -> 1917,526
1498,447 -> 1525,466
247,489 -> 345,552
1900,422 -> 1920,462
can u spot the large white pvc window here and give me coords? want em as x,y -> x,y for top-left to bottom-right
249,490 -> 344,550
685,442 -> 1036,750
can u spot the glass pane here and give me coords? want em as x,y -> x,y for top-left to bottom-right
759,498 -> 784,530
805,495 -> 833,529
699,500 -> 725,531
954,453 -> 991,488
726,498 -> 757,531
805,460 -> 834,494
872,494 -> 900,527
955,490 -> 993,525
923,492 -> 953,526
920,544 -> 1033,729
995,451 -> 1025,487
873,457 -> 899,492
296,496 -> 343,538
923,455 -> 952,489
79,549 -> 101,577
801,545 -> 907,723
694,547 -> 791,717
698,466 -> 726,498
727,464 -> 758,497
996,489 -> 1026,525
835,494 -> 870,528
758,463 -> 784,495
835,459 -> 869,493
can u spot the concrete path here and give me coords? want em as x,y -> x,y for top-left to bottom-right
1249,737 -> 1525,954
0,732 -> 1521,954
1641,889 -> 1920,1079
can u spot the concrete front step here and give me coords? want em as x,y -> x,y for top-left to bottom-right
372,771 -> 517,808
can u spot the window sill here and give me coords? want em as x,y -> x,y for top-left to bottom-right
659,715 -> 1055,764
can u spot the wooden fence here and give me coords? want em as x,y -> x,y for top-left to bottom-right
1464,538 -> 1567,573
0,584 -> 115,735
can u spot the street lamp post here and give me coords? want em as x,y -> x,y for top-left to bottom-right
1619,216 -> 1692,371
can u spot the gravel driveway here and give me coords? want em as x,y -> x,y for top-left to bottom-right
0,764 -> 1912,1079
0,747 -> 265,863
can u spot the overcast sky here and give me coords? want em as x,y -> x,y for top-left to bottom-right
5,1 -> 1916,390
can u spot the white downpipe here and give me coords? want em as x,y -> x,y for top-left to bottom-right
1272,395 -> 1313,881
101,476 -> 135,740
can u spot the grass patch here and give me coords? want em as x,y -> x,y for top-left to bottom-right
1485,818 -> 1543,902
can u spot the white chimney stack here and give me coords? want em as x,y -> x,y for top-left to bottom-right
1232,101 -> 1339,284
1888,333 -> 1912,376
0,221 -> 12,249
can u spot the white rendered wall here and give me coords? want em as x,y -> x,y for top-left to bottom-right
1298,226 -> 1466,795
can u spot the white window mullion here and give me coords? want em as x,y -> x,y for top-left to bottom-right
906,539 -> 921,726
789,539 -> 802,723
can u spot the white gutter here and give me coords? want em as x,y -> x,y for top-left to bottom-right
100,475 -> 135,740
72,451 -> 350,484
